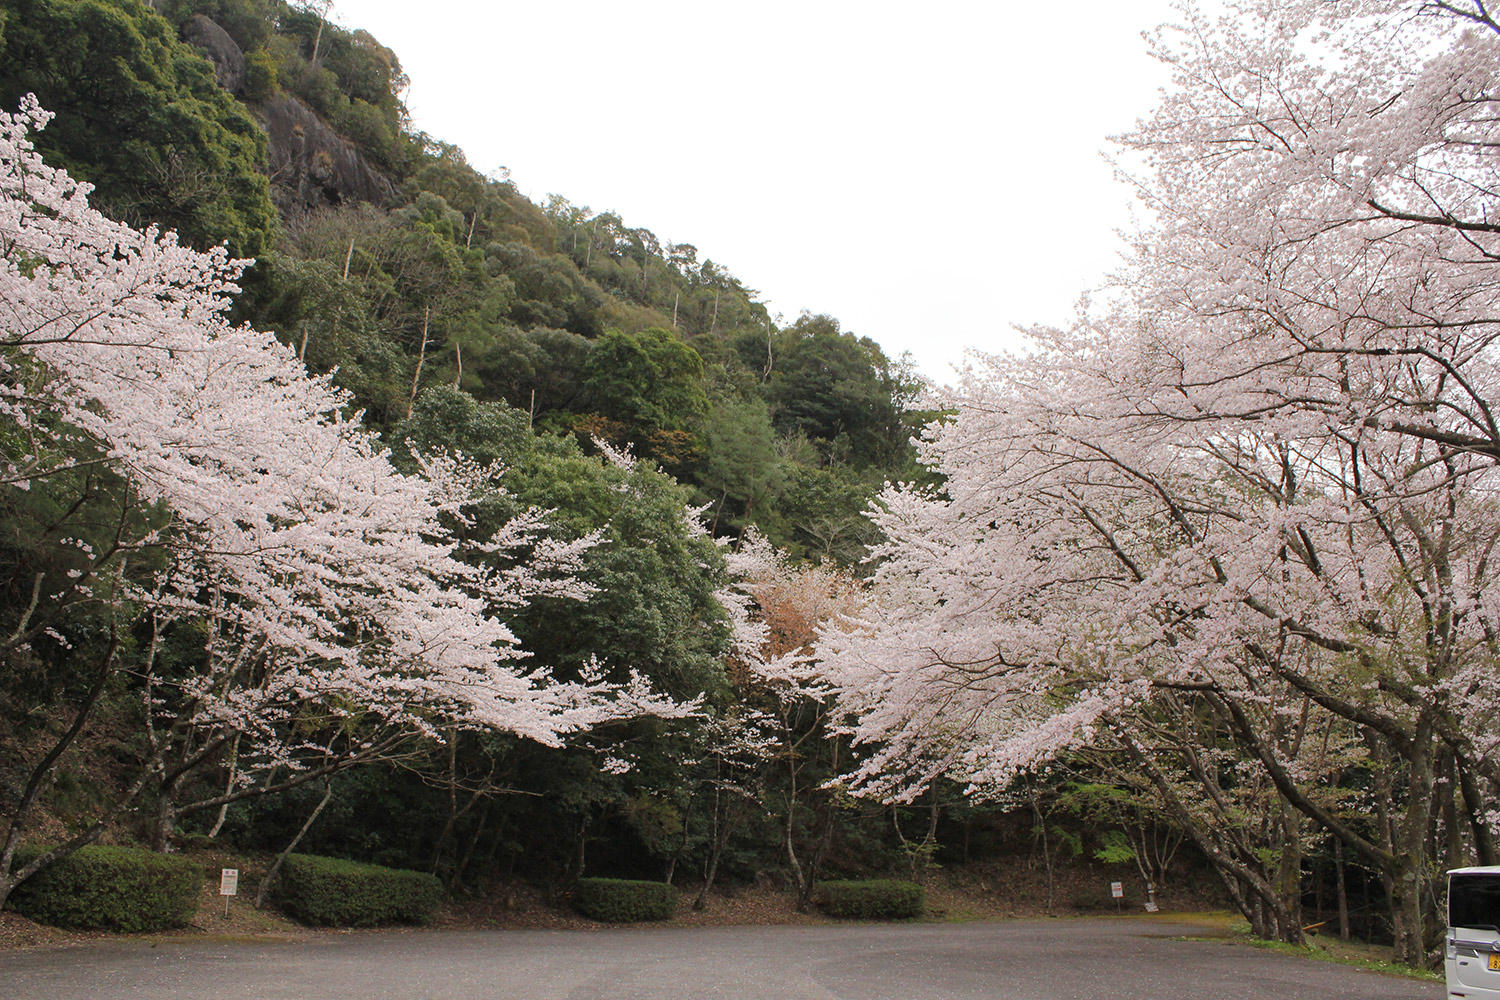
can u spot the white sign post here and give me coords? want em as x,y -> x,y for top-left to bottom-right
1110,880 -> 1124,913
220,868 -> 238,918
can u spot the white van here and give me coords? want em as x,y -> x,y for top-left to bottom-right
1448,866 -> 1500,998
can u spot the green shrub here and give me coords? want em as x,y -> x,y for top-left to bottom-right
334,99 -> 396,166
570,877 -> 678,922
819,879 -> 925,919
275,853 -> 443,927
244,49 -> 279,102
8,845 -> 202,932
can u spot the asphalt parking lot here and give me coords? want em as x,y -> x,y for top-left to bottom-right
0,915 -> 1439,1000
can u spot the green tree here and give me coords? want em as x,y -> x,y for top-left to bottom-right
768,463 -> 882,565
762,314 -> 905,469
695,393 -> 784,537
581,328 -> 709,469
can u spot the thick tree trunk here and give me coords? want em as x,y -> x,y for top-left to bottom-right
1273,803 -> 1304,943
150,789 -> 176,853
1457,760 -> 1499,866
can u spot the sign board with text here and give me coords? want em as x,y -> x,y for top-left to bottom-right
220,869 -> 238,896
1110,881 -> 1124,899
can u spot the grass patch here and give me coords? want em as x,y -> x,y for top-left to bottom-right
1180,921 -> 1439,982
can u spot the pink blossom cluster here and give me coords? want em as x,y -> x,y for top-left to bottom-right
0,96 -> 689,774
816,0 -> 1500,814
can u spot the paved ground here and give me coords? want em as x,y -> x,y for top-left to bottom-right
0,916 -> 1440,1000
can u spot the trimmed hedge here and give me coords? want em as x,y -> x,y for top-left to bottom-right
8,845 -> 202,932
274,853 -> 443,927
819,879 -> 925,919
570,877 -> 678,922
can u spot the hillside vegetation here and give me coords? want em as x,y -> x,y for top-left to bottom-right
0,0 -> 991,922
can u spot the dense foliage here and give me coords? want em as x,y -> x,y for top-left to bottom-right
275,853 -> 443,926
570,877 -> 679,922
9,845 -> 201,931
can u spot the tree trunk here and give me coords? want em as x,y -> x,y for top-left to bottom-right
793,801 -> 837,913
574,813 -> 588,881
1334,839 -> 1350,941
150,785 -> 177,853
1391,728 -> 1438,966
1273,802 -> 1304,942
406,306 -> 430,419
206,734 -> 241,839
1457,759 -> 1498,866
1033,796 -> 1054,914
694,788 -> 731,911
450,801 -> 491,890
256,780 -> 333,909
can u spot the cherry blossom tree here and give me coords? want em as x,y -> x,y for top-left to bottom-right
0,98 -> 688,909
818,0 -> 1500,961
721,531 -> 864,910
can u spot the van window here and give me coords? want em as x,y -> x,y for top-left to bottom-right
1451,874 -> 1500,929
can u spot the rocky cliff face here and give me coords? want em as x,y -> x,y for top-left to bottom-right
182,14 -> 246,95
258,95 -> 397,211
179,15 -> 397,212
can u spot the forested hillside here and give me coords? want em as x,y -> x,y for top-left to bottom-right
0,0 -> 923,559
0,0 -> 983,921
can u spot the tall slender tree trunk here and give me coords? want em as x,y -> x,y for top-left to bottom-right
207,734 -> 241,839
574,813 -> 588,880
309,0 -> 328,65
256,780 -> 334,909
1033,796 -> 1054,914
451,801 -> 491,890
694,783 -> 731,911
1334,839 -> 1350,941
406,306 -> 430,419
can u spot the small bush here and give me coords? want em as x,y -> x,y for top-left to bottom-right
571,877 -> 678,922
819,879 -> 925,919
334,99 -> 397,167
8,845 -> 202,932
244,49 -> 279,102
275,853 -> 443,927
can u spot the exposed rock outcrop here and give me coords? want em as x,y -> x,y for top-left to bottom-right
259,96 -> 397,211
182,15 -> 246,95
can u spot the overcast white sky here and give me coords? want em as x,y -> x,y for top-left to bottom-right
335,1 -> 1177,379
